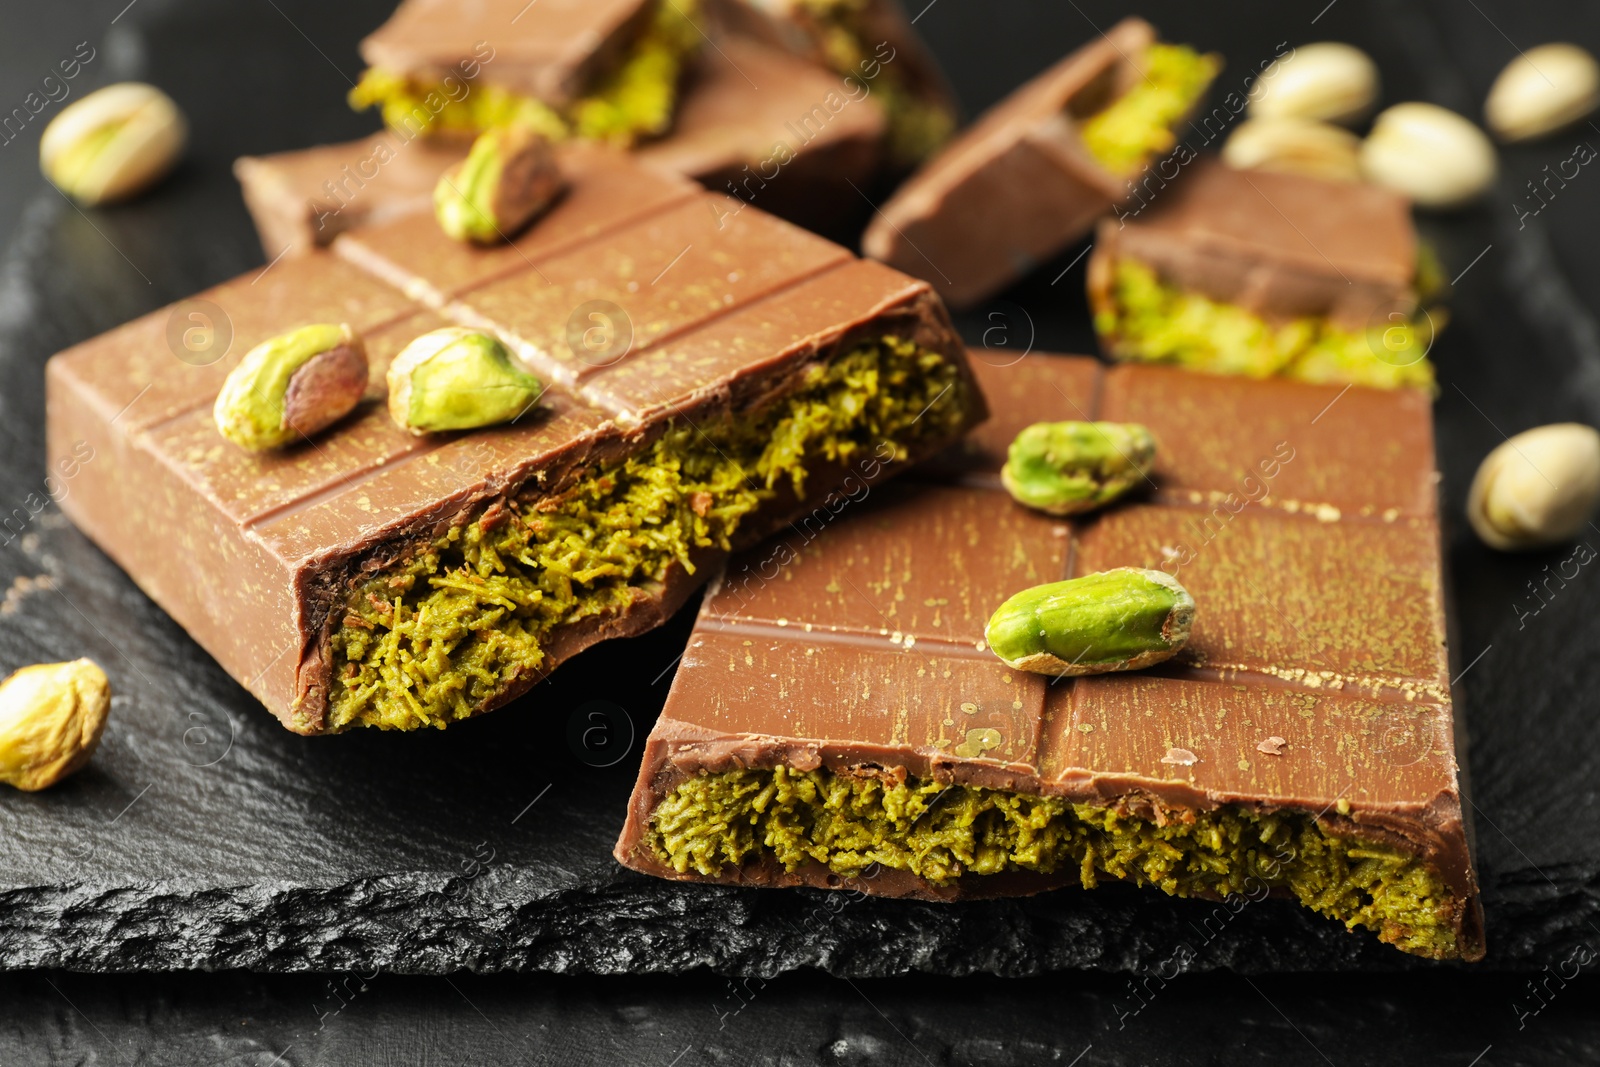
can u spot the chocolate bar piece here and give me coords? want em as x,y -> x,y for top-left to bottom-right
350,0 -> 699,145
45,147 -> 984,735
236,38 -> 886,259
616,353 -> 1484,961
233,133 -> 467,257
707,0 -> 957,166
1087,157 -> 1442,389
863,18 -> 1218,309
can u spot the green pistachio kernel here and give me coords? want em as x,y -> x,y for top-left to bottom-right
434,125 -> 564,244
386,327 -> 543,434
984,567 -> 1195,676
213,323 -> 368,451
1000,421 -> 1157,515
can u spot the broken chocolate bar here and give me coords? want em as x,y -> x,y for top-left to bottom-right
1087,157 -> 1444,389
616,353 -> 1484,961
237,38 -> 886,258
350,0 -> 700,145
45,147 -> 984,735
862,18 -> 1218,309
707,0 -> 957,166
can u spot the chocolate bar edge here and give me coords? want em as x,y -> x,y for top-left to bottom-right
45,273 -> 986,736
614,712 -> 1484,961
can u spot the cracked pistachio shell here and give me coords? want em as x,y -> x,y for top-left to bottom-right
435,125 -> 565,244
386,327 -> 543,434
1485,43 -> 1600,142
39,82 -> 187,205
985,569 -> 1195,677
1467,423 -> 1600,551
1359,102 -> 1498,209
1251,42 -> 1379,126
214,323 -> 369,451
1222,117 -> 1362,182
1000,421 -> 1156,516
0,659 -> 110,792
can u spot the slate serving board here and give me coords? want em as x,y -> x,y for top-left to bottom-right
0,0 -> 1596,976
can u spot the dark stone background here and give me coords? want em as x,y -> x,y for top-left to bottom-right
0,0 -> 1597,1061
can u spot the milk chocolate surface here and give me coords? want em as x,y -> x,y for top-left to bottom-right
1088,157 -> 1421,332
236,39 -> 886,259
45,148 -> 983,735
616,354 -> 1484,960
234,133 -> 468,258
862,18 -> 1157,308
360,0 -> 654,106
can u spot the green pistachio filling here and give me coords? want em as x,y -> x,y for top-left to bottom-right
650,766 -> 1463,959
1080,43 -> 1220,175
795,0 -> 956,165
1096,258 -> 1441,390
349,0 -> 699,145
327,338 -> 966,732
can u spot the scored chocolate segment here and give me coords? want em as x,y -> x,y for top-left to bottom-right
233,134 -> 469,258
46,148 -> 984,734
617,353 -> 1483,960
668,626 -> 1050,775
446,195 -> 852,388
1075,505 -> 1450,698
54,255 -> 417,437
335,144 -> 703,307
1098,364 -> 1438,519
704,482 -> 1069,647
1049,674 -> 1457,812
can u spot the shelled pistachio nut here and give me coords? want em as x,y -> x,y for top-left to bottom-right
1485,43 -> 1600,142
1360,102 -> 1498,209
435,125 -> 565,244
985,568 -> 1195,677
1222,117 -> 1362,182
39,83 -> 187,205
0,658 -> 111,791
1467,423 -> 1600,551
1251,42 -> 1379,125
387,327 -> 543,434
214,323 -> 369,450
1000,421 -> 1156,516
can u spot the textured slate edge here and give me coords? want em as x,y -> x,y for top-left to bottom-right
9,968 -> 1600,1067
1,859 -> 1593,974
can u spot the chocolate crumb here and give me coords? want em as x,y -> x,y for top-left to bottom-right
1160,747 -> 1198,766
1257,735 -> 1289,756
